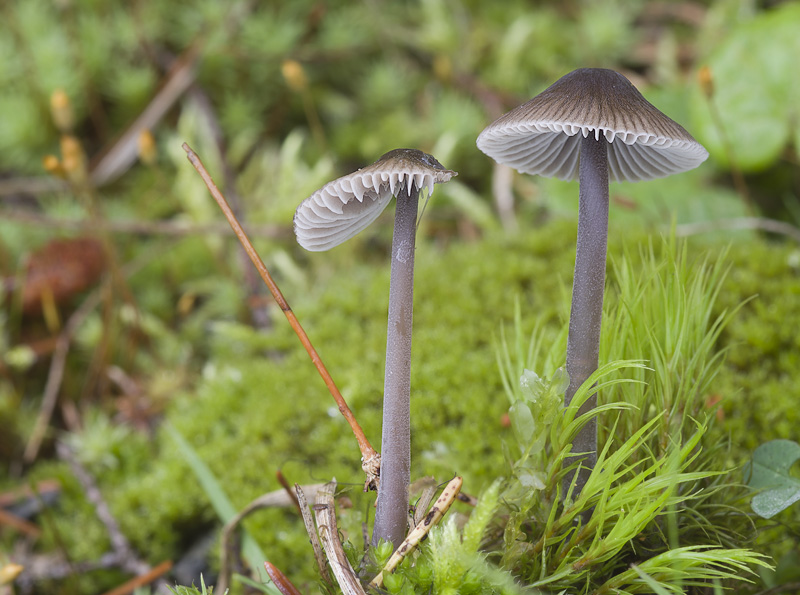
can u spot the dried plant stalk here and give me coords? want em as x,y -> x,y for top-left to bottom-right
217,484 -> 324,593
314,481 -> 367,595
370,476 -> 463,589
295,484 -> 332,587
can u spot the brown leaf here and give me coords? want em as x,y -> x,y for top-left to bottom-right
20,237 -> 106,315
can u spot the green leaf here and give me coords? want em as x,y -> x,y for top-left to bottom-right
630,565 -> 675,595
745,439 -> 800,519
509,400 -> 535,446
167,424 -> 279,594
690,3 -> 800,171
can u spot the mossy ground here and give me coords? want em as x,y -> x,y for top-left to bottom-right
8,216 -> 798,592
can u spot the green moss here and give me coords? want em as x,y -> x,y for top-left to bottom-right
709,241 -> 800,453
12,216 -> 800,591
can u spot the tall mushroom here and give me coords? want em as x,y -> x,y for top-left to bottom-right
294,148 -> 456,548
476,68 -> 708,496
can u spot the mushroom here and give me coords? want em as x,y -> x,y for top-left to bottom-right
294,148 -> 456,548
476,68 -> 708,495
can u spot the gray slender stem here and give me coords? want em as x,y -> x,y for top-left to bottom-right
564,134 -> 609,497
372,184 -> 420,549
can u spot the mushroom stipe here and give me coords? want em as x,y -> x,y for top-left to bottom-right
295,149 -> 456,549
477,68 -> 708,498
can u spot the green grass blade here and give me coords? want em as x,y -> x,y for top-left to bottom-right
167,423 -> 279,594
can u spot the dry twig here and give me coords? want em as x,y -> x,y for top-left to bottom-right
89,45 -> 201,186
182,142 -> 380,490
276,469 -> 302,515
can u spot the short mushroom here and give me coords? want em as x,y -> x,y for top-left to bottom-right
476,68 -> 708,495
294,148 -> 456,548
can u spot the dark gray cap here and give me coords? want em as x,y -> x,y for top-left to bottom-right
476,68 -> 708,182
294,149 -> 456,251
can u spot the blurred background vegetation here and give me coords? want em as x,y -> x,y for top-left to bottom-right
1,0 -> 800,593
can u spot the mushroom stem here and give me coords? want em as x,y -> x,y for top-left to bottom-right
372,183 -> 420,549
564,133 -> 609,496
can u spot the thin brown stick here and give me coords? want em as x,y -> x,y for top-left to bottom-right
182,142 -> 380,490
276,469 -> 302,515
295,484 -> 332,587
23,289 -> 102,463
98,560 -> 173,595
0,480 -> 61,508
0,508 -> 41,538
0,209 -> 287,238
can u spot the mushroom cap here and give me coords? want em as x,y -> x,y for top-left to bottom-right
294,148 -> 456,252
476,68 -> 708,182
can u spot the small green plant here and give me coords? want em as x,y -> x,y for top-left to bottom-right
690,2 -> 800,172
168,575 -> 214,595
483,236 -> 770,592
478,68 -> 710,496
745,439 -> 800,519
374,480 -> 521,595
